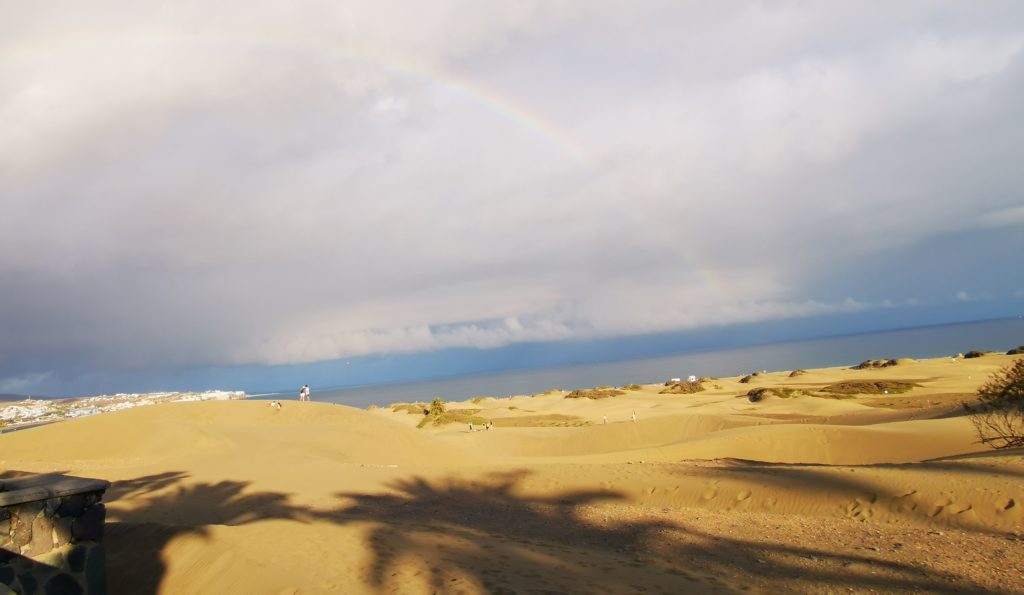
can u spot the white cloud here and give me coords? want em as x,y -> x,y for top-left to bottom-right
1,2 -> 1023,382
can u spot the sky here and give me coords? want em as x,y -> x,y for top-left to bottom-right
2,1 -> 1023,396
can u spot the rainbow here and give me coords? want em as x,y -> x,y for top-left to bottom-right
16,29 -> 734,292
18,30 -> 595,168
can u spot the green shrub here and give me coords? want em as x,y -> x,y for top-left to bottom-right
964,351 -> 986,359
429,398 -> 446,416
1006,346 -> 1024,355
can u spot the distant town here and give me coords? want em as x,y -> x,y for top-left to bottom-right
0,391 -> 246,431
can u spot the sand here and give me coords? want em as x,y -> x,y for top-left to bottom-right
2,354 -> 1023,593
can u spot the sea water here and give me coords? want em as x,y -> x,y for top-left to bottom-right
273,317 -> 1024,409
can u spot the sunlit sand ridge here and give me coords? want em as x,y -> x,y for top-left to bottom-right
2,355 -> 1023,593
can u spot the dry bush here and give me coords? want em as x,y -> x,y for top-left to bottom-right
391,402 -> 428,415
852,359 -> 899,370
745,387 -> 804,402
1007,346 -> 1024,355
819,381 -> 918,395
659,381 -> 705,395
561,389 -> 622,399
788,369 -> 807,378
963,350 -> 986,359
965,359 -> 1024,449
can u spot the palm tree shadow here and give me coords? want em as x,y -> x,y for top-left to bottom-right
94,469 -> 999,593
327,470 -> 992,593
103,472 -> 310,595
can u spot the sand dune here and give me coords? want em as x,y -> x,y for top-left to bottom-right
3,355 -> 1023,593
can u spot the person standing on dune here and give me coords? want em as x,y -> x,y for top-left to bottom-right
299,385 -> 310,401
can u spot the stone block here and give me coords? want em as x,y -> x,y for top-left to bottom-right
51,517 -> 73,548
67,545 -> 87,574
43,573 -> 83,595
12,515 -> 32,548
38,549 -> 70,573
56,496 -> 86,519
19,502 -> 43,521
43,498 -> 61,517
28,516 -> 54,557
17,571 -> 37,594
70,505 -> 104,543
85,546 -> 105,595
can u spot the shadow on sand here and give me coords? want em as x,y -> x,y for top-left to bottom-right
91,469 -> 998,594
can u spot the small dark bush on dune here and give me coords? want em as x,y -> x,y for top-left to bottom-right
1007,346 -> 1024,355
659,381 -> 705,395
819,380 -> 918,395
416,399 -> 490,428
789,369 -> 807,378
564,388 -> 626,400
738,375 -> 755,384
964,351 -> 986,359
745,387 -> 803,402
852,359 -> 899,370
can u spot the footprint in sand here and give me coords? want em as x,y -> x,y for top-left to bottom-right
701,487 -> 718,500
856,492 -> 878,505
846,501 -> 873,521
930,497 -> 954,517
736,490 -> 751,501
999,498 -> 1016,512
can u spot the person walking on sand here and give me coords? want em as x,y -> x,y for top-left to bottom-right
299,385 -> 310,402
603,415 -> 608,425
631,410 -> 637,423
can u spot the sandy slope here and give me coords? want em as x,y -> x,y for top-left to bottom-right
2,354 -> 1023,593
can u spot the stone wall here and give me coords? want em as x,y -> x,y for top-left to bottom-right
0,475 -> 110,594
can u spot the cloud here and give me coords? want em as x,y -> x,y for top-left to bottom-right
0,372 -> 52,395
2,2 -> 1023,387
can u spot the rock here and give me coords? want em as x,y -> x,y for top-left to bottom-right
70,505 -> 104,543
67,544 -> 88,573
28,515 -> 54,556
43,573 -> 83,595
56,495 -> 87,518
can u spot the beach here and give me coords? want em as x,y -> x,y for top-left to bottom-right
2,353 -> 1023,593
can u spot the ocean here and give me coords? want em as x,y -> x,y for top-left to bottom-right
264,317 -> 1024,409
